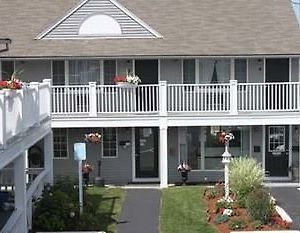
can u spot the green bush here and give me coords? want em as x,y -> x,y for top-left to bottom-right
228,219 -> 246,230
229,156 -> 263,207
246,188 -> 274,224
251,220 -> 263,229
214,214 -> 229,224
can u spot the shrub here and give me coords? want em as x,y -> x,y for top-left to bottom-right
246,188 -> 274,224
251,220 -> 263,229
228,219 -> 246,230
204,188 -> 218,199
215,196 -> 234,210
229,156 -> 263,207
214,214 -> 229,224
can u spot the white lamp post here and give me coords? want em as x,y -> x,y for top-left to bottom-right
221,133 -> 234,199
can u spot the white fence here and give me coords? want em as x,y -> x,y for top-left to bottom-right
0,80 -> 51,148
51,81 -> 300,117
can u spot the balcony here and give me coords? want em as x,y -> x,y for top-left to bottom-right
51,81 -> 300,126
0,80 -> 52,149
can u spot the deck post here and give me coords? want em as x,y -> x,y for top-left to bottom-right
159,120 -> 168,188
89,82 -> 97,117
230,80 -> 238,115
42,79 -> 52,118
29,82 -> 40,126
159,81 -> 168,116
0,91 -> 6,148
14,153 -> 27,231
44,131 -> 54,185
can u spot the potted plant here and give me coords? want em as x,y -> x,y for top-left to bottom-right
113,72 -> 141,88
0,70 -> 23,90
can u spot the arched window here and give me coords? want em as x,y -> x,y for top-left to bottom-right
79,14 -> 122,36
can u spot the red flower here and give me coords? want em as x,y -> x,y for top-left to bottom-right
0,80 -> 8,88
113,75 -> 127,83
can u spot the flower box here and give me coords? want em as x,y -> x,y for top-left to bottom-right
116,82 -> 138,88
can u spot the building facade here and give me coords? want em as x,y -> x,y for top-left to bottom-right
1,0 -> 300,188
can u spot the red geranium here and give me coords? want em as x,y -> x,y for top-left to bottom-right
113,75 -> 127,83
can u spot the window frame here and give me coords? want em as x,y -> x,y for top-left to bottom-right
101,128 -> 118,158
53,128 -> 69,159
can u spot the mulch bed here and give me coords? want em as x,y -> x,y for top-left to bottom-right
204,188 -> 291,232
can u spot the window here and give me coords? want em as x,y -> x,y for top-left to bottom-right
268,126 -> 285,152
79,14 -> 122,36
52,60 -> 65,85
235,59 -> 247,83
104,60 -> 116,84
53,128 -> 68,159
1,61 -> 14,81
102,128 -> 117,158
69,60 -> 100,84
183,59 -> 195,84
199,59 -> 230,84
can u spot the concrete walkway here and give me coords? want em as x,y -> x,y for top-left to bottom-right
117,189 -> 161,233
271,187 -> 300,230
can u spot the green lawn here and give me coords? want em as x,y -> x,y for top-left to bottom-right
160,186 -> 217,233
85,187 -> 126,233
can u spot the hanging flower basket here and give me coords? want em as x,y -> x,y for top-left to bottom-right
84,133 -> 102,144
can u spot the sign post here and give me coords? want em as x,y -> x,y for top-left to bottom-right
74,143 -> 86,215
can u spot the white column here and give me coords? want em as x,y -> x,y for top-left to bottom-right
230,58 -> 235,80
229,80 -> 238,115
89,82 -> 97,117
44,131 -> 54,185
43,79 -> 52,118
14,153 -> 27,231
29,82 -> 40,125
159,81 -> 167,116
159,121 -> 168,188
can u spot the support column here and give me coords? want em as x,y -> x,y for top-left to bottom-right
14,153 -> 27,231
159,121 -> 168,188
44,131 -> 54,185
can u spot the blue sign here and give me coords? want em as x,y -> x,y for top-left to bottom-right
74,143 -> 86,161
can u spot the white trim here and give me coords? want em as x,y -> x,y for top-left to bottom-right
110,0 -> 162,38
101,128 -> 118,159
132,178 -> 160,183
263,126 -> 266,175
230,58 -> 234,80
36,0 -> 162,40
180,59 -> 184,84
246,58 -> 249,83
64,60 -> 69,85
50,60 -> 53,80
289,125 -> 293,179
53,128 -> 69,160
131,127 -> 135,181
195,59 -> 200,84
249,126 -> 253,157
0,60 -> 2,81
263,57 -> 266,83
289,57 -> 292,82
132,59 -> 135,75
100,60 -> 104,85
158,59 -> 161,82
35,0 -> 89,39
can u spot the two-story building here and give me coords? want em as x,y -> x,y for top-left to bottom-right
1,0 -> 300,188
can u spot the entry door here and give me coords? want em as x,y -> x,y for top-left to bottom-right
135,127 -> 159,178
265,58 -> 289,110
265,126 -> 289,177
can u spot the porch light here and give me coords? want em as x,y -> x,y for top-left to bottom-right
220,132 -> 234,199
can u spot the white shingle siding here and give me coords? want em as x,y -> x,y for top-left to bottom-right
41,0 -> 159,39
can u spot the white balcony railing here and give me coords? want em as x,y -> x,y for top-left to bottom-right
0,80 -> 51,149
238,82 -> 300,112
51,80 -> 300,117
168,83 -> 230,112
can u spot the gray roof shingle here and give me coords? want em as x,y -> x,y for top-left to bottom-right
1,0 -> 300,58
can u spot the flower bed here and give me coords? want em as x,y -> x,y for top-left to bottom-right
203,184 -> 292,232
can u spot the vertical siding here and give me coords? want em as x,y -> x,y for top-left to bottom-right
44,0 -> 156,39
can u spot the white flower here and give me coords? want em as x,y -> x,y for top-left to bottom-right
69,211 -> 75,218
126,74 -> 141,85
223,208 -> 233,216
